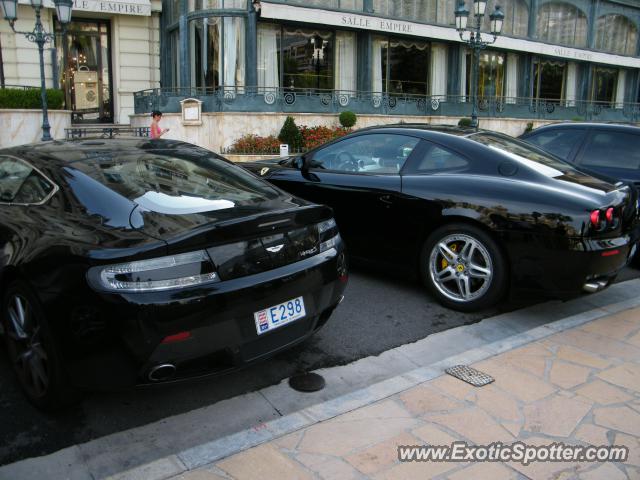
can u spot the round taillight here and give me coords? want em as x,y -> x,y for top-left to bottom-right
590,210 -> 601,227
606,207 -> 614,223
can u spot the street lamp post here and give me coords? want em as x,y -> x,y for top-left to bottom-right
1,0 -> 73,141
454,0 -> 504,128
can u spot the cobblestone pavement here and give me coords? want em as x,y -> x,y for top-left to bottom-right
166,306 -> 640,480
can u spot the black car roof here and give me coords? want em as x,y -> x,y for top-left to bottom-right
354,123 -> 480,137
527,122 -> 640,134
1,138 -> 204,171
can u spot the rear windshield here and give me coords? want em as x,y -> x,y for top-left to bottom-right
468,132 -> 574,177
468,132 -> 614,190
64,149 -> 280,213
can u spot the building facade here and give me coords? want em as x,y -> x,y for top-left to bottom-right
132,0 -> 640,130
0,0 -> 161,124
2,0 -> 640,148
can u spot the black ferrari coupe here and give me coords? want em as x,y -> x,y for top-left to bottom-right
243,125 -> 640,311
0,139 -> 347,409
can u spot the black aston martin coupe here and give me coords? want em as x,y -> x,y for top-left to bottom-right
0,139 -> 347,409
243,125 -> 640,311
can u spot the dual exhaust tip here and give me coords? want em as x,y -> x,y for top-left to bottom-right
583,279 -> 609,293
148,363 -> 177,382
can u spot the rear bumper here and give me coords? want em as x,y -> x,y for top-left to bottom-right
52,245 -> 347,389
508,232 -> 633,296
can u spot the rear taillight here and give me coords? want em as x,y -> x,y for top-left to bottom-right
590,207 -> 619,233
317,218 -> 340,253
606,208 -> 614,223
88,250 -> 219,292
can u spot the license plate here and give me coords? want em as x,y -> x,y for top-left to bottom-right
254,297 -> 306,335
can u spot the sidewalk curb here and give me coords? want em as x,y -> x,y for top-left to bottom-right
173,299 -> 638,474
2,281 -> 640,480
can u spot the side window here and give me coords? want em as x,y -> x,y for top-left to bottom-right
405,142 -> 469,174
578,131 -> 640,170
524,129 -> 585,161
309,134 -> 419,174
0,156 -> 55,204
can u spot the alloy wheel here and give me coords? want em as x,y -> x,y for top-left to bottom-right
428,233 -> 493,303
5,294 -> 50,399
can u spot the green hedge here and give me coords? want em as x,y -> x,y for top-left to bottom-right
0,88 -> 65,110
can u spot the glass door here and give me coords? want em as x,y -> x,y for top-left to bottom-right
465,50 -> 505,99
56,20 -> 113,123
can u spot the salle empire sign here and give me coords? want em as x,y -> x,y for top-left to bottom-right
341,15 -> 413,34
72,0 -> 151,15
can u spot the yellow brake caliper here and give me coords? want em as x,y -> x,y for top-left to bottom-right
441,243 -> 458,270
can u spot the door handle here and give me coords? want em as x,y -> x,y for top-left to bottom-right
379,194 -> 393,205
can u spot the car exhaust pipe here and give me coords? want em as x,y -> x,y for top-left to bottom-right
148,363 -> 177,382
583,279 -> 609,293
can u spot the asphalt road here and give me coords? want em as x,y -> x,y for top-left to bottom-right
1,263 -> 639,466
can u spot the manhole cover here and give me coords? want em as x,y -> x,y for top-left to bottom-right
289,372 -> 326,392
445,365 -> 494,387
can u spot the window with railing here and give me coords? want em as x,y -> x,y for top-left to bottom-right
465,50 -> 505,98
595,14 -> 638,57
190,16 -> 246,90
592,67 -> 618,104
372,36 -> 430,95
533,59 -> 566,102
257,24 -> 356,92
536,2 -> 587,48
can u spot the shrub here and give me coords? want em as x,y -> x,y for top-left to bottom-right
228,134 -> 281,154
300,125 -> 350,150
278,116 -> 302,149
571,116 -> 584,122
338,111 -> 357,128
524,121 -> 534,133
0,88 -> 64,110
457,117 -> 473,127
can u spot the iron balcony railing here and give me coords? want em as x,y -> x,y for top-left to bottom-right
133,86 -> 640,123
65,125 -> 150,140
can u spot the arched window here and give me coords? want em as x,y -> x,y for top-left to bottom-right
595,14 -> 638,56
482,0 -> 528,37
536,2 -> 588,48
372,0 -> 473,25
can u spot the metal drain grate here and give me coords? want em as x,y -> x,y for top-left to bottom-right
445,365 -> 495,387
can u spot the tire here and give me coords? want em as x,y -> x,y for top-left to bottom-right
2,280 -> 80,410
419,223 -> 508,312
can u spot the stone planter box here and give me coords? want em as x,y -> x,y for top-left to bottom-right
0,109 -> 73,148
130,111 -> 550,155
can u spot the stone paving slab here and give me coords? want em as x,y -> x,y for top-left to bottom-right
172,305 -> 640,480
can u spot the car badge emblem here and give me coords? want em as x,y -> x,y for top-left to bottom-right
300,247 -> 318,257
260,167 -> 270,176
266,244 -> 285,253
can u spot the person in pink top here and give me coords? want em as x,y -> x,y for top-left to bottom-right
150,110 -> 169,139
